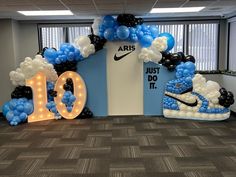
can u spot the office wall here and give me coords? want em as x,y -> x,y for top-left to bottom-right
0,19 -> 17,107
0,20 -> 38,108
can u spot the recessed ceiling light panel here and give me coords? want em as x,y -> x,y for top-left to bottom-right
150,7 -> 205,13
18,10 -> 73,16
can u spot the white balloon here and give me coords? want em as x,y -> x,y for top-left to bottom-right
74,36 -> 91,50
9,55 -> 58,86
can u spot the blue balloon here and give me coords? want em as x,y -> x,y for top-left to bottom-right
6,111 -> 14,121
55,58 -> 61,64
16,104 -> 24,112
149,25 -> 159,38
69,95 -> 76,102
136,30 -> 144,39
141,24 -> 148,32
57,50 -> 63,55
158,33 -> 175,52
185,62 -> 196,72
140,35 -> 153,47
104,28 -> 115,41
23,103 -> 33,115
44,48 -> 58,60
130,34 -> 138,43
67,106 -> 73,112
103,15 -> 115,28
2,102 -> 10,116
116,26 -> 130,40
60,43 -> 69,51
19,112 -> 27,121
51,107 -> 57,113
129,27 -> 136,34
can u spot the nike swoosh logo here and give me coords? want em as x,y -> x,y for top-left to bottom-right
165,93 -> 198,107
114,51 -> 133,61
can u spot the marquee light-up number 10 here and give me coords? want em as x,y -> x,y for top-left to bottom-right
26,71 -> 87,123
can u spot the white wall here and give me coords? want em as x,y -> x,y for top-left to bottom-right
0,19 -> 38,109
0,20 -> 17,107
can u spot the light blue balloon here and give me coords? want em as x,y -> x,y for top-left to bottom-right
6,111 -> 14,121
136,30 -> 144,39
149,25 -> 159,38
67,106 -> 73,112
2,102 -> 10,117
44,48 -> 58,60
158,33 -> 175,52
140,35 -> 153,48
16,104 -> 24,112
116,26 -> 130,40
104,28 -> 115,41
69,95 -> 76,102
19,112 -> 27,121
23,103 -> 33,115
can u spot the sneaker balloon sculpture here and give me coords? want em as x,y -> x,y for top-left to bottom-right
2,14 -> 234,126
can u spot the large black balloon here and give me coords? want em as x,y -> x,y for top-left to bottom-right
54,61 -> 77,76
218,87 -> 234,108
77,107 -> 93,119
11,86 -> 33,99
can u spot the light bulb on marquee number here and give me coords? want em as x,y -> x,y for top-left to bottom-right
26,71 -> 87,122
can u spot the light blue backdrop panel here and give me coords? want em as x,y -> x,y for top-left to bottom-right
76,49 -> 107,117
144,62 -> 176,116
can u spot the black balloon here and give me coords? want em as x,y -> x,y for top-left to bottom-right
48,90 -> 57,97
54,61 -> 77,76
11,86 -> 33,99
63,77 -> 74,93
77,107 -> 93,119
185,55 -> 196,63
117,14 -> 143,27
218,87 -> 234,108
88,33 -> 106,52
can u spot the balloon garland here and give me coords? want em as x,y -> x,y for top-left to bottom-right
2,14 -> 235,125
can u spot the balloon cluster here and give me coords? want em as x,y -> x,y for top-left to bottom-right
46,101 -> 61,119
78,107 -> 93,119
218,88 -> 234,108
159,52 -> 195,71
166,77 -> 193,94
94,15 -> 161,47
9,55 -> 58,86
138,37 -> 167,63
74,36 -> 95,58
175,62 -> 196,78
61,91 -> 76,112
88,34 -> 107,52
63,78 -> 74,93
192,74 -> 221,104
117,14 -> 143,27
163,97 -> 179,110
47,82 -> 57,101
11,86 -> 32,99
44,43 -> 82,65
2,98 -> 34,126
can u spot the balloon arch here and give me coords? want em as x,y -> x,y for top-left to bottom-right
2,14 -> 234,126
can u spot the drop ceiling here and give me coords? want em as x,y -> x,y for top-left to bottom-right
0,0 -> 235,20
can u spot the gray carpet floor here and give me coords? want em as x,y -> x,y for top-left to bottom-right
0,115 -> 236,177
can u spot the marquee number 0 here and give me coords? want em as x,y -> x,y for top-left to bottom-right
26,71 -> 87,123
